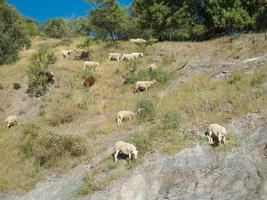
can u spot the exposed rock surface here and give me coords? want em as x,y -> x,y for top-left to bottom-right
87,123 -> 267,200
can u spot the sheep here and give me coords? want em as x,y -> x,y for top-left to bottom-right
135,80 -> 157,93
117,111 -> 135,125
206,124 -> 227,146
129,38 -> 147,44
148,64 -> 158,71
5,115 -> 17,128
60,50 -> 71,59
109,53 -> 121,62
121,53 -> 135,61
113,141 -> 138,163
83,76 -> 96,88
83,61 -> 100,71
131,52 -> 144,59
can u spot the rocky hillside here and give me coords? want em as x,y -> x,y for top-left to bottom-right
0,33 -> 266,200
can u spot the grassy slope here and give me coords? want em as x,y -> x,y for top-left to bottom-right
0,33 -> 266,193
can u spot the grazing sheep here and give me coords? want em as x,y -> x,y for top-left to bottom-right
148,64 -> 158,71
129,38 -> 147,44
113,141 -> 138,163
131,52 -> 144,59
121,53 -> 135,61
83,61 -> 100,71
206,124 -> 227,146
60,50 -> 72,59
5,115 -> 17,128
109,53 -> 121,62
83,76 -> 96,88
135,80 -> 157,93
117,111 -> 135,125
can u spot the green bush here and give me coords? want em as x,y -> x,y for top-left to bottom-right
13,82 -> 21,90
160,112 -> 181,130
27,45 -> 56,97
42,18 -> 74,39
21,123 -> 87,166
136,99 -> 155,121
0,2 -> 31,64
124,68 -> 169,85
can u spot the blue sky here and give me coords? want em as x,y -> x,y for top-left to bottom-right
6,0 -> 132,22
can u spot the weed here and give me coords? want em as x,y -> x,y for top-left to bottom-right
136,99 -> 156,121
77,172 -> 99,195
13,82 -> 21,90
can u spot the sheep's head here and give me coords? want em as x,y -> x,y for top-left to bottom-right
132,149 -> 138,159
68,50 -> 72,55
140,52 -> 144,57
152,80 -> 157,84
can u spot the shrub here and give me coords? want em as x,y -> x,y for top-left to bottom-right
27,45 -> 56,97
42,18 -> 73,38
136,99 -> 155,121
124,68 -> 169,85
13,82 -> 21,90
21,123 -> 87,166
160,112 -> 181,130
0,2 -> 31,65
77,172 -> 99,195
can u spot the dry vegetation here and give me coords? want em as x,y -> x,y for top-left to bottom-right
0,33 -> 266,193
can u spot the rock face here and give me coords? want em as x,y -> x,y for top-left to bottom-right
88,124 -> 267,200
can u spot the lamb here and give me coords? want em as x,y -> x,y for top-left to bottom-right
148,64 -> 158,71
5,115 -> 17,128
83,61 -> 100,71
60,50 -> 71,59
129,38 -> 147,43
131,52 -> 144,59
206,124 -> 227,146
121,53 -> 135,61
113,141 -> 138,163
135,80 -> 157,93
117,111 -> 135,125
109,53 -> 121,62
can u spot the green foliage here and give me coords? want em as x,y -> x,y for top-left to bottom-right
42,18 -> 73,38
136,99 -> 155,121
131,0 -> 266,40
0,1 -> 31,64
77,172 -> 99,195
21,123 -> 87,166
24,18 -> 42,36
124,68 -> 169,85
27,45 -> 56,97
13,82 -> 21,90
88,0 -> 129,40
127,132 -> 152,154
160,112 -> 181,130
73,17 -> 91,36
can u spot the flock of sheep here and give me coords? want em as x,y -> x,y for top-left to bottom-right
4,38 -> 227,164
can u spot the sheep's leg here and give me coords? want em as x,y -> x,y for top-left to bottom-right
128,151 -> 132,160
114,150 -> 119,163
222,136 -> 226,144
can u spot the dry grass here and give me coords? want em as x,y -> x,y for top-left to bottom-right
0,32 -> 266,193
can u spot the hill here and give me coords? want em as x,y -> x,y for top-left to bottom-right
0,33 -> 266,199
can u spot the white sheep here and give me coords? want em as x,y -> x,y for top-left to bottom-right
83,61 -> 100,71
206,124 -> 227,146
60,50 -> 71,59
117,111 -> 135,125
129,38 -> 147,43
121,53 -> 135,61
131,52 -> 144,59
135,80 -> 157,93
148,64 -> 158,71
113,141 -> 138,163
5,115 -> 17,128
109,53 -> 121,62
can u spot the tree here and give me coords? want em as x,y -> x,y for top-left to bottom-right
87,0 -> 129,40
73,17 -> 91,36
42,18 -> 73,38
0,0 -> 31,64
